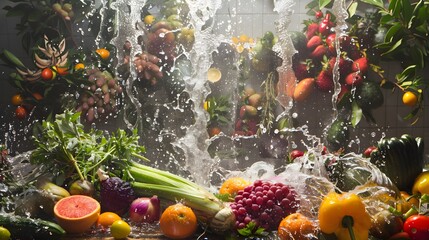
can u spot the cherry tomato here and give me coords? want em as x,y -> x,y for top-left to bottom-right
315,10 -> 323,19
403,215 -> 429,240
41,68 -> 56,80
319,13 -> 333,36
15,106 -> 27,120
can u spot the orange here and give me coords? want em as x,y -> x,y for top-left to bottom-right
144,15 -> 155,25
54,195 -> 101,234
96,48 -> 110,60
74,63 -> 85,71
110,219 -> 131,239
402,91 -> 418,107
97,212 -> 122,228
278,213 -> 316,240
219,177 -> 251,196
159,203 -> 198,239
55,66 -> 69,76
11,94 -> 23,106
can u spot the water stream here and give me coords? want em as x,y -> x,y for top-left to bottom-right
0,0 -> 411,238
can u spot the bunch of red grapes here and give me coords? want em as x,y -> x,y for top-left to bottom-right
230,180 -> 299,232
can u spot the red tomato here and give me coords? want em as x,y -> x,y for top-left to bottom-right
403,215 -> 429,240
41,68 -> 55,80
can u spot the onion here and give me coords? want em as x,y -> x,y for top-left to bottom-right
129,196 -> 160,223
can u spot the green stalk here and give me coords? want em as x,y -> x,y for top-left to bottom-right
131,182 -> 223,216
128,161 -> 235,233
131,152 -> 150,162
63,146 -> 85,181
129,166 -> 194,191
342,215 -> 356,240
130,161 -> 206,190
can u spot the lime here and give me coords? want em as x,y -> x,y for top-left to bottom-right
110,220 -> 131,239
0,226 -> 11,240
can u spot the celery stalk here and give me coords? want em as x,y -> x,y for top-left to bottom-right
130,161 -> 203,189
128,161 -> 235,233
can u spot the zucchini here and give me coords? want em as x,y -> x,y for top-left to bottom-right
370,135 -> 424,192
0,214 -> 65,239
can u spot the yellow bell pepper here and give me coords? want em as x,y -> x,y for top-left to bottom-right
318,191 -> 371,240
412,171 -> 429,196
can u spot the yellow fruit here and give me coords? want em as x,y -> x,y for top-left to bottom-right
144,15 -> 155,25
219,177 -> 251,196
110,220 -> 131,239
402,91 -> 418,107
207,68 -> 222,83
0,226 -> 11,240
239,34 -> 249,43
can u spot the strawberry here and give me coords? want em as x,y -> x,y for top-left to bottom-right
328,56 -> 352,78
351,57 -> 368,73
345,71 -> 363,86
339,35 -> 352,52
325,33 -> 336,55
337,84 -> 350,102
307,35 -> 322,50
306,22 -> 319,39
316,70 -> 334,91
310,45 -> 327,59
292,60 -> 314,80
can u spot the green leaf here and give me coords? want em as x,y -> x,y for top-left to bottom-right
348,2 -> 358,17
351,101 -> 362,127
402,0 -> 413,24
384,22 -> 403,42
360,0 -> 385,8
381,38 -> 403,56
1,49 -> 26,68
319,0 -> 332,9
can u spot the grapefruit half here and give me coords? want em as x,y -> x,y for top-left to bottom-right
54,195 -> 101,234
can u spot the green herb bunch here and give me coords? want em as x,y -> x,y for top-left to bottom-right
30,110 -> 148,185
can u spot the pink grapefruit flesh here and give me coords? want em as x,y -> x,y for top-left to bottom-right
54,195 -> 101,234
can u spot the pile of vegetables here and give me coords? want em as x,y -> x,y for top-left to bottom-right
0,110 -> 429,240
